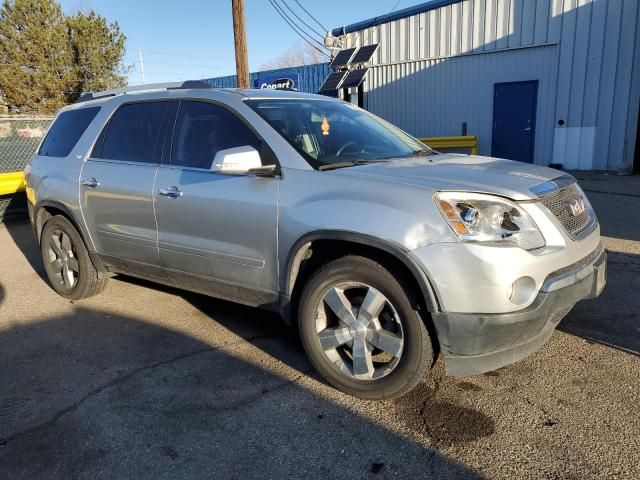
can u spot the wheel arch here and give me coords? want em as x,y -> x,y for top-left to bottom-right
34,201 -> 107,274
284,230 -> 440,315
34,201 -> 85,244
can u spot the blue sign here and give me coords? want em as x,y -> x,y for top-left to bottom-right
254,73 -> 300,90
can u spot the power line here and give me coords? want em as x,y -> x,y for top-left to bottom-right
268,0 -> 329,57
135,71 -> 218,76
269,0 -> 324,47
127,59 -> 231,70
292,0 -> 328,32
390,0 -> 404,13
351,0 -> 403,47
279,0 -> 325,39
134,49 -> 235,62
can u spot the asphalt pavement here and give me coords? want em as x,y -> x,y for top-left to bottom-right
0,173 -> 638,479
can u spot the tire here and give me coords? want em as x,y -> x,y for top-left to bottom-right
298,255 -> 433,400
40,215 -> 108,300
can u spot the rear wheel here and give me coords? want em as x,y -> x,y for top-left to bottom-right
298,255 -> 433,400
40,215 -> 108,300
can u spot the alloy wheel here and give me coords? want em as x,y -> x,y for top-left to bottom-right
46,229 -> 79,289
315,282 -> 405,380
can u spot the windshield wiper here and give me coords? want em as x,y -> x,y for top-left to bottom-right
367,150 -> 434,163
408,149 -> 433,157
318,159 -> 389,171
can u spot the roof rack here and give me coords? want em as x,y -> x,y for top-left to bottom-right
75,80 -> 214,103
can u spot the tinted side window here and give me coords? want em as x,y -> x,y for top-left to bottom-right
171,101 -> 261,169
38,107 -> 100,157
90,123 -> 107,159
98,102 -> 170,163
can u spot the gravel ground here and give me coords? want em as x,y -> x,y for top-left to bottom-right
0,178 -> 638,479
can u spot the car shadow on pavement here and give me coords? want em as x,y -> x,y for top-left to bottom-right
7,215 -> 640,454
0,305 -> 485,479
2,219 -> 497,453
122,274 -> 498,448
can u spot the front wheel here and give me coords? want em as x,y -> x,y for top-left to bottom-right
298,255 -> 434,400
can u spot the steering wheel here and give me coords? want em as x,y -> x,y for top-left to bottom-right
336,141 -> 359,157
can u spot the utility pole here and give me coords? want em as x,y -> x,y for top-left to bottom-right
138,48 -> 146,84
231,0 -> 250,88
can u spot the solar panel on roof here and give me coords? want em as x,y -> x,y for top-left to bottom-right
351,44 -> 379,64
318,71 -> 347,92
330,48 -> 358,69
340,68 -> 370,89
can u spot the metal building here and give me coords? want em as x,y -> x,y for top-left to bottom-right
331,0 -> 640,172
205,63 -> 330,94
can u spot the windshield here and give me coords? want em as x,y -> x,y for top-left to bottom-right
245,99 -> 432,170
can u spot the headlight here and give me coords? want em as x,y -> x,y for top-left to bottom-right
435,192 -> 545,250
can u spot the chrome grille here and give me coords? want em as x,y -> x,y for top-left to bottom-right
540,184 -> 592,237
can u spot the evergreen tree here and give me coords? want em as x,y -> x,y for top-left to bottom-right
0,0 -> 127,114
67,10 -> 128,98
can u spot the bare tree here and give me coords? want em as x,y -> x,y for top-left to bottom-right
259,41 -> 327,70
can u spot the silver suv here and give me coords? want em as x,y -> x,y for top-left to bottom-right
26,82 -> 606,400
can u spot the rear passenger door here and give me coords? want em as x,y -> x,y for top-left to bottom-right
80,101 -> 176,271
154,100 -> 279,304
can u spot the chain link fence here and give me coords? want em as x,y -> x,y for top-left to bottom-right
0,116 -> 52,172
0,116 -> 53,220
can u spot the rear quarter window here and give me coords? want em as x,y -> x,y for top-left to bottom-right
38,107 -> 101,157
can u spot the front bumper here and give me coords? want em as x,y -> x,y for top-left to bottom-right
432,245 -> 606,376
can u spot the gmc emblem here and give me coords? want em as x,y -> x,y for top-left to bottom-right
566,196 -> 587,217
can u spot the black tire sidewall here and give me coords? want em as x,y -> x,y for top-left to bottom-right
299,257 -> 432,400
40,216 -> 92,300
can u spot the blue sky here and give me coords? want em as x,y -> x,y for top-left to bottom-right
59,0 -> 425,85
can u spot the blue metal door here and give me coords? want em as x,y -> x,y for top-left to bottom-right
492,81 -> 538,163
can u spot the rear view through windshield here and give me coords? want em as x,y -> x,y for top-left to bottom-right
246,99 -> 430,169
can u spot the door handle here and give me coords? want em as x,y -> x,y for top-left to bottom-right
82,177 -> 99,188
158,186 -> 182,198
523,127 -> 532,132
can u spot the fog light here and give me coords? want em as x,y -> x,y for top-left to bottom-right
509,276 -> 537,305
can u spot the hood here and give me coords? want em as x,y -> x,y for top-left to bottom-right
332,154 -> 573,200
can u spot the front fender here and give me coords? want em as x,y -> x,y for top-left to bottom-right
278,168 -> 453,312
278,168 -> 452,251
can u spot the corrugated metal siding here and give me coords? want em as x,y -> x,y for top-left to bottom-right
365,45 -> 558,166
338,0 -> 640,171
342,0 -> 557,60
204,63 -> 330,94
331,0 -> 462,36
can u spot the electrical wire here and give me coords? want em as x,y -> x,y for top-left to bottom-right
390,0 -> 403,13
292,0 -> 328,32
350,0 -> 403,48
268,0 -> 329,58
126,59 -> 230,70
279,0 -> 325,39
136,49 -> 235,62
270,0 -> 326,48
134,71 -> 217,77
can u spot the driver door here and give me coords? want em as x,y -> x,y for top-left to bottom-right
153,100 -> 279,305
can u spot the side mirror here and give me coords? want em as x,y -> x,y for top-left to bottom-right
210,146 -> 262,175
